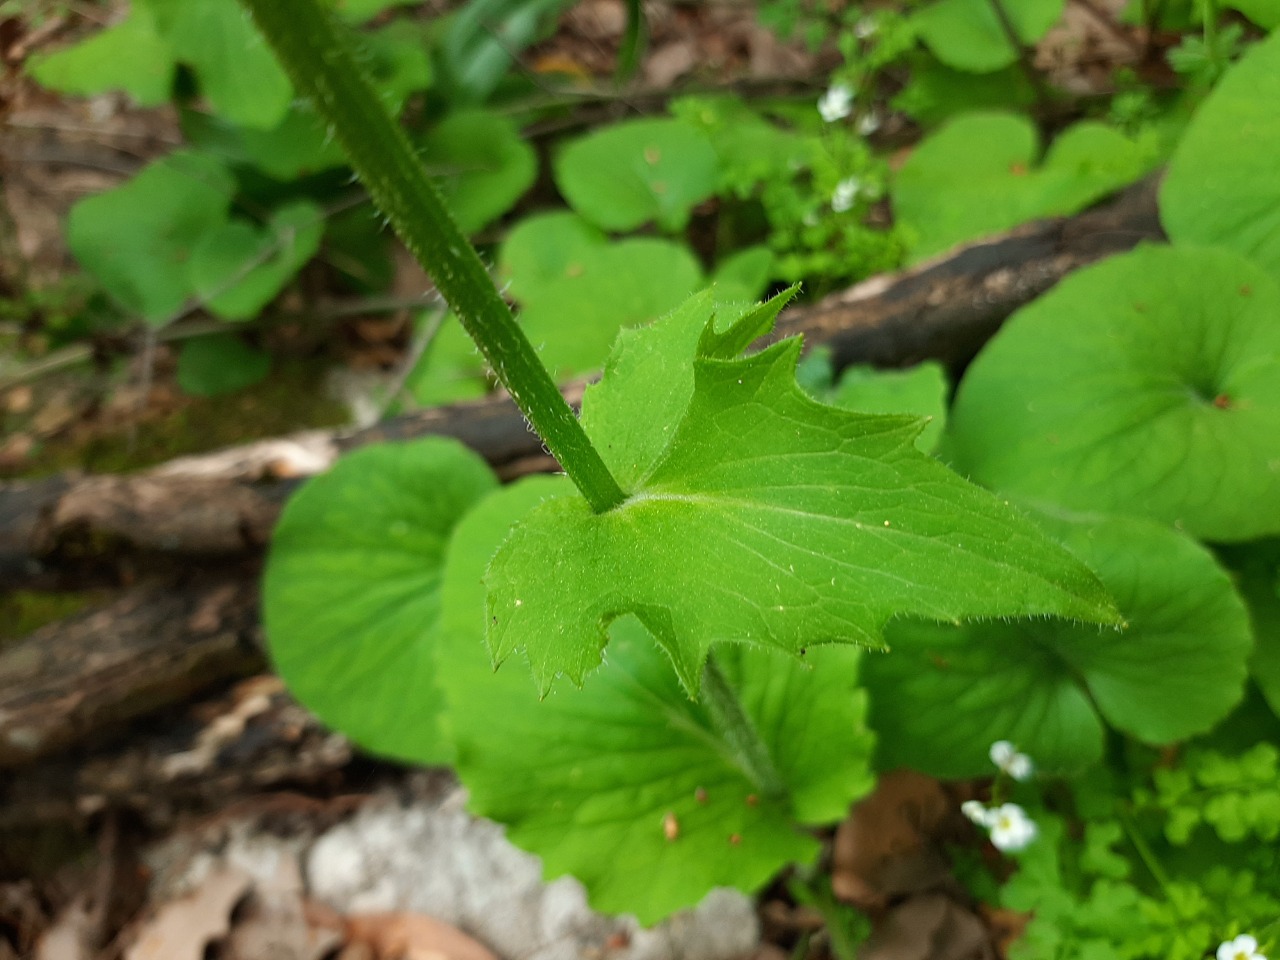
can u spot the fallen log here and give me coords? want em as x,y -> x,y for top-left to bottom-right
0,181 -> 1161,589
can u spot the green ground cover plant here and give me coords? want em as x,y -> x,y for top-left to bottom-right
14,0 -> 1280,955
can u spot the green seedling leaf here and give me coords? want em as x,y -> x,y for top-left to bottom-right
865,511 -> 1253,776
188,201 -> 325,321
153,0 -> 293,128
263,438 -> 498,765
1218,541 -> 1280,718
912,0 -> 1064,72
486,291 -> 1118,696
176,334 -> 271,396
1162,30 -> 1280,283
554,118 -> 721,232
28,3 -> 174,105
946,245 -> 1280,541
896,113 -> 1156,260
66,150 -> 235,325
419,110 -> 536,235
438,479 -> 875,923
829,362 -> 949,452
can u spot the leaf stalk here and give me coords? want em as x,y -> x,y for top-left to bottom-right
700,652 -> 786,799
236,0 -> 627,513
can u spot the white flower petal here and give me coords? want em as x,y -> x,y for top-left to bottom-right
961,800 -> 988,824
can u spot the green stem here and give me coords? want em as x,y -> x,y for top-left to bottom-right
700,653 -> 785,799
237,0 -> 626,514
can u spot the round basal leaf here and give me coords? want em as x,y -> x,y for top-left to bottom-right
1218,540 -> 1280,718
488,293 -> 1117,697
28,4 -> 174,106
263,438 -> 498,765
497,211 -> 607,302
518,238 -> 703,379
554,118 -> 720,232
66,151 -> 235,325
830,362 -> 948,452
947,246 -> 1280,540
189,202 -> 325,321
176,334 -> 271,396
913,0 -> 1064,72
865,511 -> 1252,776
896,113 -> 1155,260
1161,30 -> 1280,282
420,110 -> 536,235
438,479 -> 874,924
153,0 -> 292,129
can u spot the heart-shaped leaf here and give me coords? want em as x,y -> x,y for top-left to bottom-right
28,2 -> 175,106
420,110 -> 536,235
189,201 -> 325,321
263,438 -> 498,765
66,151 -> 235,325
438,478 -> 875,923
1161,30 -> 1280,284
912,0 -> 1064,72
946,245 -> 1280,541
896,113 -> 1156,260
486,291 -> 1118,696
864,511 -> 1253,776
155,0 -> 294,128
554,118 -> 721,232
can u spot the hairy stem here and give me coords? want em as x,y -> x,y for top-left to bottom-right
236,0 -> 626,513
700,653 -> 785,799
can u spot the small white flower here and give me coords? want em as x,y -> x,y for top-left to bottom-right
818,83 -> 854,123
961,800 -> 988,824
857,111 -> 881,136
1219,935 -> 1267,960
989,740 -> 1034,781
987,803 -> 1038,852
831,176 -> 861,212
854,16 -> 877,38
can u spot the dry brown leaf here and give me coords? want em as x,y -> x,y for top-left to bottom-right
861,893 -> 994,960
345,912 -> 497,960
124,867 -> 252,960
831,769 -> 954,908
